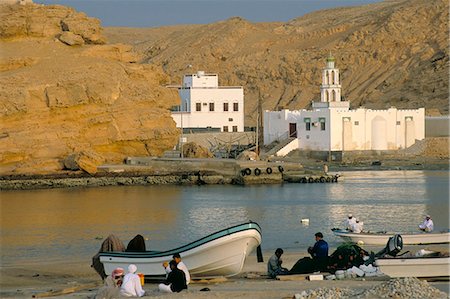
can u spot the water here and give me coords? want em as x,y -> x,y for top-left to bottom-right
1,170 -> 448,267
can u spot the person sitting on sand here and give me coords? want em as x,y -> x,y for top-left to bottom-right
163,253 -> 190,285
350,218 -> 364,233
104,267 -> 124,287
120,264 -> 145,297
307,232 -> 329,271
159,260 -> 188,293
344,214 -> 356,230
94,267 -> 124,299
267,248 -> 289,278
418,215 -> 434,232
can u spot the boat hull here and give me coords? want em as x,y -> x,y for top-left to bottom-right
332,230 -> 450,246
99,223 -> 261,278
375,257 -> 450,278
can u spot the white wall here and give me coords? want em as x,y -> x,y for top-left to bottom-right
263,107 -> 425,152
263,110 -> 302,144
172,87 -> 244,132
297,109 -> 331,151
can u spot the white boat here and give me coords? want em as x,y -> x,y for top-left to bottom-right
99,222 -> 262,278
375,256 -> 450,278
332,229 -> 450,245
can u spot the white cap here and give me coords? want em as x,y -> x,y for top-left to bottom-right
348,214 -> 353,218
128,264 -> 137,274
355,218 -> 359,222
426,214 -> 431,218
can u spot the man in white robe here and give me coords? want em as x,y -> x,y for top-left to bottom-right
418,215 -> 434,232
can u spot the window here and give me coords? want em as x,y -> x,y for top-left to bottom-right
223,103 -> 229,111
396,121 -> 401,125
354,121 -> 359,126
319,117 -> 326,131
304,117 -> 311,131
232,126 -> 238,132
223,126 -> 228,132
209,103 -> 214,111
233,103 -> 239,111
196,103 -> 201,111
228,118 -> 233,122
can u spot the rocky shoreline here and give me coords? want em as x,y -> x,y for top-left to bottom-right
1,158 -> 448,191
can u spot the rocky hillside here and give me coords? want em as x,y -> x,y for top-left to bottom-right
0,3 -> 180,175
106,0 -> 448,125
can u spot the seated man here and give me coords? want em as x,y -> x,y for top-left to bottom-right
350,218 -> 364,233
163,253 -> 190,285
307,232 -> 329,271
158,260 -> 187,293
418,215 -> 434,232
344,214 -> 356,230
267,248 -> 289,278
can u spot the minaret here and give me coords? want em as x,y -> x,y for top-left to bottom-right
320,54 -> 341,102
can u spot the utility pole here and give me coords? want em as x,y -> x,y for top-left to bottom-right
256,111 -> 259,159
180,101 -> 184,159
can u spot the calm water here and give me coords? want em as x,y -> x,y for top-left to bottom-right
1,170 -> 448,267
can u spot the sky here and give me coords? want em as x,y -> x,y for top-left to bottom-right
35,0 -> 383,28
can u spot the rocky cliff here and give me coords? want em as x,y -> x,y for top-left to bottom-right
106,0 -> 448,125
0,3 -> 180,175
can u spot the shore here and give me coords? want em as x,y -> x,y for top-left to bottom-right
1,156 -> 448,191
1,248 -> 449,299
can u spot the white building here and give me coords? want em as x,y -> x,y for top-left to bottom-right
171,71 -> 244,132
264,55 -> 425,157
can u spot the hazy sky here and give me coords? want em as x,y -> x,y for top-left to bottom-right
35,0 -> 383,27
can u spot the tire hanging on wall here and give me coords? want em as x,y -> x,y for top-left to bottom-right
244,168 -> 251,175
241,169 -> 247,176
308,177 -> 314,183
266,167 -> 272,174
320,176 -> 325,183
278,165 -> 284,173
254,168 -> 261,176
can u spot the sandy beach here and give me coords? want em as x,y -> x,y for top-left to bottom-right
2,249 -> 449,299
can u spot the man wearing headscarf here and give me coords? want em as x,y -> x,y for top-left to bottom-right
120,264 -> 145,297
104,267 -> 124,287
95,267 -> 124,299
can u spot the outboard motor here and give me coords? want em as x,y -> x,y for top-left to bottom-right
376,234 -> 403,257
364,234 -> 403,265
386,234 -> 403,256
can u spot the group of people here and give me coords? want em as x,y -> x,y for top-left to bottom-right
95,253 -> 190,298
344,214 -> 364,233
344,213 -> 434,233
268,232 -> 329,278
267,213 -> 436,278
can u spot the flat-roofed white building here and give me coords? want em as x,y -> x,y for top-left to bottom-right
264,55 -> 425,157
171,71 -> 244,132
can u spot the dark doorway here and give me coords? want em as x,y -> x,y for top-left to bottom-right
289,123 -> 297,138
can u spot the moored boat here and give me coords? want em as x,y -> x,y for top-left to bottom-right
332,229 -> 450,245
375,256 -> 450,278
99,222 -> 262,278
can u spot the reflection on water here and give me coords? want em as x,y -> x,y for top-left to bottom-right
0,170 -> 448,267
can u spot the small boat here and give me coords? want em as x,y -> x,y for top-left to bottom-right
375,256 -> 450,278
99,222 -> 262,278
332,229 -> 450,245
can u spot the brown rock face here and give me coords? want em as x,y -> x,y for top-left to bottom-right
0,3 -> 105,44
106,0 -> 449,125
0,3 -> 180,175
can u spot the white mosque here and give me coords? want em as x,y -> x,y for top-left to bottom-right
263,55 -> 425,159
